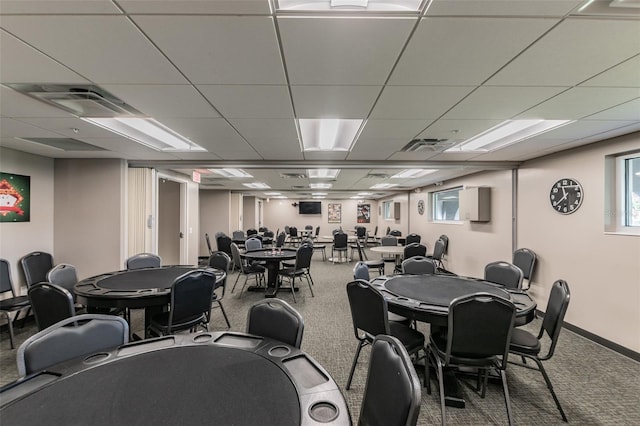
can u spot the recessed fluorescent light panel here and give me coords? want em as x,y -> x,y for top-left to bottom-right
276,0 -> 423,12
370,183 -> 398,189
446,119 -> 573,153
208,168 -> 253,178
308,169 -> 340,179
312,196 -> 326,199
81,117 -> 205,152
310,183 -> 333,189
357,192 -> 373,196
391,169 -> 438,179
243,182 -> 271,189
264,192 -> 282,196
299,119 -> 363,151
312,192 -> 328,196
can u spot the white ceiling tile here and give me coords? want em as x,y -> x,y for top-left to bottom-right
198,85 -> 294,119
278,17 -> 415,85
487,18 -> 640,86
101,85 -> 220,118
426,0 -> 583,17
357,119 -> 432,140
349,137 -> 404,159
416,118 -> 504,142
252,142 -> 305,160
389,17 -> 558,85
0,30 -> 89,84
0,87 -> 75,118
0,16 -> 186,84
443,86 -> 569,119
133,15 -> 285,85
0,0 -> 119,13
580,55 -> 640,88
517,87 -> 640,119
291,85 -> 380,118
371,86 -> 474,119
118,0 -> 271,14
13,117 -> 124,139
0,117 -> 64,139
228,119 -> 299,141
585,98 -> 640,121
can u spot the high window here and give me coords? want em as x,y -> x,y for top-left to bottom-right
431,187 -> 461,222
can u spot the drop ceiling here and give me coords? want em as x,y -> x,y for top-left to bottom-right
1,0 -> 639,199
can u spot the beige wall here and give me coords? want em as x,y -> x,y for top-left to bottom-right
243,196 -> 257,230
54,158 -> 126,280
157,178 -> 181,265
0,148 -> 54,289
199,190 -> 231,255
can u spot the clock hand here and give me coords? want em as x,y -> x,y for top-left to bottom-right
554,191 -> 568,206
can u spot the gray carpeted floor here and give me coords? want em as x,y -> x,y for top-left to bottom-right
2,248 -> 639,425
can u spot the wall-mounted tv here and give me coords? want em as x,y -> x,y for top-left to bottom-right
299,201 -> 322,215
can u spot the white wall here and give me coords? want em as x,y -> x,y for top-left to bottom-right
199,190 -> 231,255
0,148 -> 54,289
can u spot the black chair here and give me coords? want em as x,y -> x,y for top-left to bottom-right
312,227 -> 327,261
230,243 -> 265,295
278,243 -> 314,303
513,248 -> 537,290
366,225 -> 379,246
358,335 -> 421,426
205,233 -> 214,255
395,243 -> 427,273
0,258 -> 31,349
216,233 -> 233,257
246,298 -> 304,348
28,283 -> 76,331
389,229 -> 402,237
332,232 -> 349,263
345,280 -> 426,390
288,226 -> 300,247
198,233 -> 215,265
405,233 -> 421,245
126,253 -> 161,270
354,238 -> 384,276
426,293 -> 516,426
16,314 -> 129,376
484,261 -> 524,290
401,256 -> 436,275
262,230 -> 274,247
427,237 -> 448,272
147,269 -> 216,337
246,228 -> 258,237
275,231 -> 287,248
19,251 -> 53,287
380,235 -> 398,264
509,280 -> 571,422
207,251 -> 232,328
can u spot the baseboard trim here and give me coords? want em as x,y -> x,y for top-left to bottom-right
536,309 -> 640,362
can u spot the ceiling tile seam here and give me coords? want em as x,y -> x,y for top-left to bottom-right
122,14 -> 266,160
582,96 -> 640,120
576,53 -> 640,88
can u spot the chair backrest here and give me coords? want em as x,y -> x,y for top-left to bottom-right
314,226 -> 320,237
258,227 -> 267,233
405,233 -> 421,245
355,226 -> 367,238
208,251 -> 231,289
289,226 -> 298,237
246,228 -> 258,236
126,253 -> 161,270
385,226 -> 391,235
28,283 -> 76,331
346,280 -> 389,341
0,258 -> 17,296
263,230 -> 274,238
232,230 -> 245,240
305,225 -> 313,231
46,263 -> 78,294
245,237 -> 263,251
354,238 -> 366,262
401,256 -> 436,275
17,314 -> 129,376
284,225 -> 290,234
439,234 -> 449,255
359,335 -> 421,426
216,234 -> 233,256
205,233 -> 213,254
294,244 -> 314,270
353,262 -> 370,281
168,270 -> 216,328
389,229 -> 402,237
275,232 -> 287,248
513,248 -> 537,280
230,243 -> 244,271
446,293 -> 515,368
246,299 -> 304,348
333,232 -> 348,249
540,280 -> 571,359
380,236 -> 398,246
20,251 -> 54,287
431,238 -> 446,261
403,243 -> 427,260
484,261 -> 524,290
371,225 -> 378,237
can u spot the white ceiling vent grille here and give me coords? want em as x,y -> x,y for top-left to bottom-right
401,138 -> 453,152
280,173 -> 308,179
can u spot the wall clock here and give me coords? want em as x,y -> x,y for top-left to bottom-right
549,178 -> 583,214
417,199 -> 425,215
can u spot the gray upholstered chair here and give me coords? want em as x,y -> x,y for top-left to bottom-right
207,251 -> 232,328
0,258 -> 31,349
125,253 -> 161,270
484,261 -> 524,290
246,298 -> 304,348
244,237 -> 263,251
513,248 -> 537,290
401,256 -> 436,275
19,251 -> 53,287
277,243 -> 314,303
46,263 -> 78,298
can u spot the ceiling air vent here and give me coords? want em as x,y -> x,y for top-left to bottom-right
16,137 -> 105,151
401,138 -> 452,152
280,173 -> 308,179
365,173 -> 390,179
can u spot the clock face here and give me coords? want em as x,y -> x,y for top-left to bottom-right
549,178 -> 583,214
417,200 -> 425,215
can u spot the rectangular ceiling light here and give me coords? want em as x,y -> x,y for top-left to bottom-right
357,192 -> 373,196
391,169 -> 438,179
312,192 -> 328,195
277,0 -> 423,12
243,182 -> 270,189
299,119 -> 363,151
370,183 -> 398,189
446,119 -> 573,153
308,169 -> 340,178
264,192 -> 282,196
208,168 -> 253,178
312,196 -> 326,199
310,183 -> 333,189
81,117 -> 205,152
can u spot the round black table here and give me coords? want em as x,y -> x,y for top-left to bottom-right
241,248 -> 297,297
0,332 -> 351,425
75,266 -> 225,329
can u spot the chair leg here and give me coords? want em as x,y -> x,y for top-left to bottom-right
436,360 -> 446,426
534,358 -> 568,422
290,276 -> 297,303
500,369 -> 514,426
305,274 -> 314,297
346,340 -> 366,390
215,300 -> 231,328
231,272 -> 241,293
1,312 -> 15,349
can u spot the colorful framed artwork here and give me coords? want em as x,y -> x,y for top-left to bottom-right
0,172 -> 30,222
357,203 -> 371,223
328,203 -> 342,223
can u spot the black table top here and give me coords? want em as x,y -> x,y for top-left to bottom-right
242,248 -> 298,261
371,274 -> 536,326
1,332 -> 351,426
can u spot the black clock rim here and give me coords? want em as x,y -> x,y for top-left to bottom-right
549,178 -> 583,214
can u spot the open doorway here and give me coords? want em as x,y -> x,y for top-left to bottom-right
157,177 -> 184,265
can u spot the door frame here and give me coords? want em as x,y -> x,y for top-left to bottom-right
156,172 -> 189,265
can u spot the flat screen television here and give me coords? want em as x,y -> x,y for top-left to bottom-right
299,201 -> 321,215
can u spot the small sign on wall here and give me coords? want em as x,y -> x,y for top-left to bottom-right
0,172 -> 30,222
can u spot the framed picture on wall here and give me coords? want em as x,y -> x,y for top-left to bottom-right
0,172 -> 30,222
357,203 -> 371,223
328,203 -> 342,223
